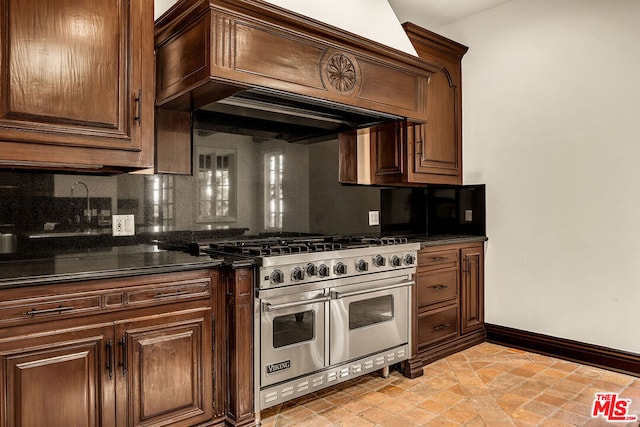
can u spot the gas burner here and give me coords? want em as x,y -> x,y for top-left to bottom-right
361,236 -> 409,246
323,235 -> 409,247
308,242 -> 343,251
287,244 -> 312,253
178,234 -> 416,260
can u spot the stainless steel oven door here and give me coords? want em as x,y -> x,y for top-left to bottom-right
260,290 -> 329,387
329,277 -> 413,365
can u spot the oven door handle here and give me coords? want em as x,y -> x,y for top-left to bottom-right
331,280 -> 415,299
262,296 -> 331,312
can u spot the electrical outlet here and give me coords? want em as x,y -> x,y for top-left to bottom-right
465,209 -> 473,222
368,210 -> 380,226
112,214 -> 135,236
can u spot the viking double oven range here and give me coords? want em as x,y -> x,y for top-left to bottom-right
189,235 -> 419,416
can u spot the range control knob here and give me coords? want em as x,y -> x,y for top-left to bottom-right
305,263 -> 318,276
334,262 -> 347,275
291,267 -> 304,281
403,254 -> 416,265
356,259 -> 369,272
318,264 -> 330,277
373,255 -> 386,267
270,269 -> 285,284
391,256 -> 402,267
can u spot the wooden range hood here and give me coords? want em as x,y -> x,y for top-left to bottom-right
154,0 -> 437,147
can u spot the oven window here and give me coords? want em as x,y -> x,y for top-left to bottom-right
273,310 -> 315,348
349,296 -> 394,329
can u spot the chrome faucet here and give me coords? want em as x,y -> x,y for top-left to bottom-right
71,181 -> 91,224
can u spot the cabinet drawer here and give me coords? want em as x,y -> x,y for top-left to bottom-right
418,249 -> 459,269
417,268 -> 458,308
417,306 -> 458,346
126,278 -> 211,306
0,294 -> 102,326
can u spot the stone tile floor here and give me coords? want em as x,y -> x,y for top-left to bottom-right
259,343 -> 640,426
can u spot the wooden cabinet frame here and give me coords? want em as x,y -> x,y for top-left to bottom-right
404,241 -> 485,378
0,0 -> 154,172
0,269 -> 230,427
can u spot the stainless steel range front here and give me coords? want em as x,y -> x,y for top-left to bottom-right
235,236 -> 419,413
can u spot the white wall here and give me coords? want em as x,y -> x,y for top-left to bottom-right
154,0 -> 176,20
437,0 -> 640,353
263,0 -> 417,55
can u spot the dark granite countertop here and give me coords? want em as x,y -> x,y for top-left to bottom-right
406,234 -> 488,247
0,245 -> 225,289
0,234 -> 487,289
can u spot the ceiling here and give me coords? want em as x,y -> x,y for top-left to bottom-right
387,0 -> 512,29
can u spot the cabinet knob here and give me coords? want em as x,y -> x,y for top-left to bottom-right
291,267 -> 304,281
373,255 -> 386,267
318,264 -> 330,277
356,259 -> 369,272
305,263 -> 317,276
270,269 -> 285,284
334,262 -> 347,275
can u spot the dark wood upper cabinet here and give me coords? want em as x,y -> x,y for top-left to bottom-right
339,121 -> 407,186
339,25 -> 468,186
0,0 -> 154,172
404,23 -> 468,185
154,0 -> 433,121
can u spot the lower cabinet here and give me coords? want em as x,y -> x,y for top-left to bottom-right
0,325 -> 114,427
461,245 -> 485,335
405,241 -> 485,378
0,270 -> 227,427
116,309 -> 213,427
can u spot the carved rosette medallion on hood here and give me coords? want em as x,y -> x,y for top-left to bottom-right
321,51 -> 361,96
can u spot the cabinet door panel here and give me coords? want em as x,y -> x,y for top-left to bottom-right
461,246 -> 485,334
0,0 -> 154,171
117,309 -> 212,427
7,1 -> 118,127
404,24 -> 466,185
0,0 -> 137,148
371,121 -> 405,184
0,326 -> 114,427
415,71 -> 459,176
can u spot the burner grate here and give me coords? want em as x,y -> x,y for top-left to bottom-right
200,235 -> 409,257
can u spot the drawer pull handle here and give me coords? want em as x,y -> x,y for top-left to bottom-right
22,305 -> 75,316
431,256 -> 446,262
154,290 -> 189,299
119,336 -> 127,376
431,284 -> 449,290
134,89 -> 142,125
433,323 -> 450,331
106,339 -> 113,380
